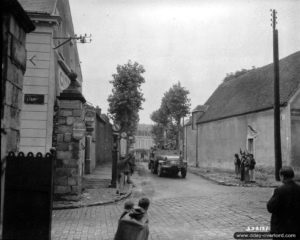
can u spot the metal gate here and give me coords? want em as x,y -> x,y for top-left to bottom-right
2,151 -> 54,240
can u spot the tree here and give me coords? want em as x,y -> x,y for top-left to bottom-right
150,124 -> 165,147
151,82 -> 190,149
107,61 -> 145,136
162,82 -> 190,127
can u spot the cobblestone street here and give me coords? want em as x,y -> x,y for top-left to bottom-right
52,164 -> 274,240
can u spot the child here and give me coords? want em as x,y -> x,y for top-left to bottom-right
120,200 -> 134,220
138,197 -> 150,224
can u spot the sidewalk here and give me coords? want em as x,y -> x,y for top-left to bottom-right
53,162 -> 132,210
188,166 -> 300,188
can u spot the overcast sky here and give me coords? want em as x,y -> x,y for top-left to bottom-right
69,0 -> 300,124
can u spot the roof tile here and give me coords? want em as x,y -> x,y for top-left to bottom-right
18,0 -> 56,14
198,51 -> 300,123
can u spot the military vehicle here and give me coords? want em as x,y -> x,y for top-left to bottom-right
148,149 -> 187,178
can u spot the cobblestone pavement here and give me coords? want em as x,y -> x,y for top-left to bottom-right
52,163 -> 274,240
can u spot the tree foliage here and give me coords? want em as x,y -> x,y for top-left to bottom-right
151,82 -> 190,148
107,61 -> 145,134
151,124 -> 165,147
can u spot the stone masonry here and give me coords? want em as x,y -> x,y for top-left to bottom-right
1,0 -> 35,228
54,99 -> 86,199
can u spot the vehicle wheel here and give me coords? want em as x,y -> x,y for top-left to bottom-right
158,165 -> 163,177
181,169 -> 187,178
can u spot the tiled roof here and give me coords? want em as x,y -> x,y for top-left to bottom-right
192,105 -> 208,112
198,51 -> 300,124
18,0 -> 57,14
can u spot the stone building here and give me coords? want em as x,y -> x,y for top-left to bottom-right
16,0 -> 89,199
184,52 -> 300,171
1,0 -> 35,229
18,0 -> 83,154
133,124 -> 155,150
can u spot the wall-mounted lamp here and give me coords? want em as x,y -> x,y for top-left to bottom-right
53,34 -> 92,49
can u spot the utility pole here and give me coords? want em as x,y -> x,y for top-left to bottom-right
271,9 -> 282,181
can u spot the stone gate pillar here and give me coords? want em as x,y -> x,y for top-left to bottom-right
54,72 -> 86,200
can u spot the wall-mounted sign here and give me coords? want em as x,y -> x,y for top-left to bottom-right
73,121 -> 86,140
85,109 -> 95,123
112,123 -> 121,132
24,94 -> 44,104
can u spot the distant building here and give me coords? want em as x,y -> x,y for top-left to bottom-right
133,124 -> 154,150
184,51 -> 300,171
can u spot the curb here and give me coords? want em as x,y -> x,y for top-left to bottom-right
53,186 -> 132,210
188,168 -> 279,188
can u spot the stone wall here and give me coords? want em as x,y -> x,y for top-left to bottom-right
53,99 -> 86,199
1,0 -> 35,229
95,112 -> 113,165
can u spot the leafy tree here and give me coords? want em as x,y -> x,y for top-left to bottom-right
151,82 -> 190,149
107,61 -> 145,136
150,124 -> 165,147
162,82 -> 190,127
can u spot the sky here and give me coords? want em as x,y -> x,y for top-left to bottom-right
69,0 -> 300,124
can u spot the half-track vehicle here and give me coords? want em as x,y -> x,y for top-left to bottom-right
148,149 -> 187,178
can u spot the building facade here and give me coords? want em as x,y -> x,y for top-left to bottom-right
133,124 -> 155,150
184,52 -> 300,172
18,0 -> 83,154
1,0 -> 35,229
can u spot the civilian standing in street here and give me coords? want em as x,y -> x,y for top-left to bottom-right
240,155 -> 245,181
234,154 -> 241,178
267,166 -> 300,240
244,155 -> 250,182
248,154 -> 256,182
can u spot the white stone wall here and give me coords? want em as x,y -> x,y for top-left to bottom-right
195,109 -> 290,170
20,28 -> 54,153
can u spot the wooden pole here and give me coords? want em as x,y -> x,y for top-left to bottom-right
271,9 -> 282,181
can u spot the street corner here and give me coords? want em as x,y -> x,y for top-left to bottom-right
53,183 -> 133,210
188,166 -> 282,188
